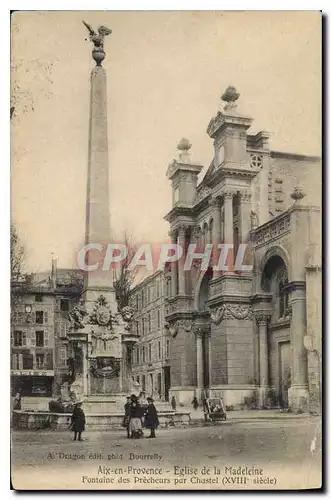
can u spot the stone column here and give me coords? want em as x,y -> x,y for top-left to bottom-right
169,230 -> 178,297
178,225 -> 186,295
288,282 -> 309,411
207,330 -> 212,394
195,327 -> 204,399
210,197 -> 221,273
239,190 -> 252,244
256,314 -> 270,408
210,197 -> 221,244
223,190 -> 234,268
193,225 -> 202,255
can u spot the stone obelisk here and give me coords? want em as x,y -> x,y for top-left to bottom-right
83,21 -> 116,314
66,23 -> 138,404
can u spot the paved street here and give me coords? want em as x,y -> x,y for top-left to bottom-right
11,417 -> 321,490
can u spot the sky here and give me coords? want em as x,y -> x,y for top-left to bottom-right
11,11 -> 321,273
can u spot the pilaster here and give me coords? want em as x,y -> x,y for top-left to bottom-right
210,197 -> 222,275
223,190 -> 235,270
287,281 -> 309,411
239,190 -> 252,244
255,314 -> 270,408
178,225 -> 187,296
169,229 -> 178,298
193,326 -> 204,393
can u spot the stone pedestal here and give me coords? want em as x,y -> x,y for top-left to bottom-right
210,385 -> 255,408
258,386 -> 269,409
288,385 -> 309,413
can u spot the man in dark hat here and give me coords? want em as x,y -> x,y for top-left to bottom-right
144,397 -> 159,438
70,401 -> 85,441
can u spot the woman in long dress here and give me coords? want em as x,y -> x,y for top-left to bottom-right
129,395 -> 143,439
144,397 -> 159,438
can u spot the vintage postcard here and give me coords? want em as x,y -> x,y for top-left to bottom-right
10,10 -> 322,491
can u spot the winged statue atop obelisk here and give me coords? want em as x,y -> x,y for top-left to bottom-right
82,20 -> 112,66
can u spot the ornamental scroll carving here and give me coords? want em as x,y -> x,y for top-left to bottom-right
196,186 -> 211,203
165,319 -> 192,337
210,304 -> 253,324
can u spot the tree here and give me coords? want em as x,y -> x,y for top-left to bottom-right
10,224 -> 32,305
113,232 -> 138,310
11,18 -> 57,122
11,223 -> 25,283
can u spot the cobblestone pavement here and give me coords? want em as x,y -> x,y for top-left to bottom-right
11,418 -> 322,491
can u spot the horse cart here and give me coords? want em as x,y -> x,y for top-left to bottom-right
203,397 -> 227,423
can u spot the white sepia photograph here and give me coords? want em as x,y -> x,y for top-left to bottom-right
10,10 -> 322,491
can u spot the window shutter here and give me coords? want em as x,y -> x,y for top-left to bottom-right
60,321 -> 67,337
44,311 -> 48,324
46,352 -> 53,370
30,332 -> 36,347
18,354 -> 23,369
11,354 -> 16,369
22,332 -> 27,347
44,331 -> 49,347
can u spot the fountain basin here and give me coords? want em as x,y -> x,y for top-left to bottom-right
12,410 -> 191,431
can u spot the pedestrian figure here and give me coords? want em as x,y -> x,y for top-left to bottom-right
138,391 -> 148,413
129,394 -> 143,439
13,393 -> 21,410
123,396 -> 131,438
12,392 -> 21,428
144,397 -> 159,438
71,401 -> 85,441
171,396 -> 177,411
191,396 -> 199,410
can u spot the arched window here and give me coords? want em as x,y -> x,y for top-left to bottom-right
209,219 -> 214,245
203,223 -> 209,246
261,255 -> 289,321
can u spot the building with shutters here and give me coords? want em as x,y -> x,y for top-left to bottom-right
10,260 -> 83,405
129,271 -> 172,401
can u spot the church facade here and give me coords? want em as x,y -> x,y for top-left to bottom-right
163,87 -> 321,413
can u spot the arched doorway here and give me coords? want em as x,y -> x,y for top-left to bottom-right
197,267 -> 213,312
195,267 -> 213,393
261,255 -> 291,408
